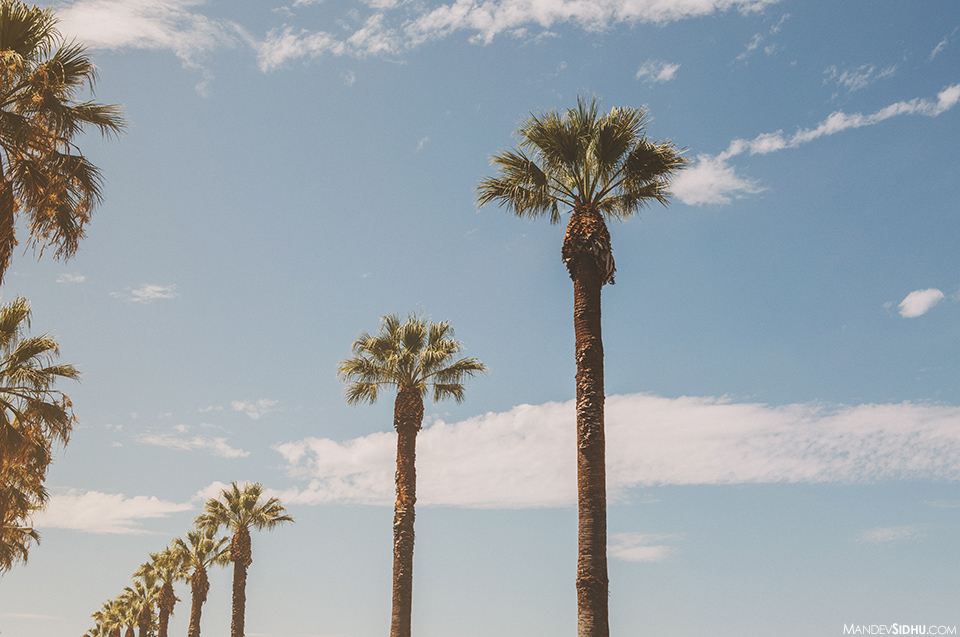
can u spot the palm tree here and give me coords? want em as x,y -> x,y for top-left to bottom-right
114,589 -> 141,637
477,96 -> 688,637
196,482 -> 293,637
0,296 -> 78,573
0,0 -> 125,283
171,527 -> 229,637
136,547 -> 187,637
121,579 -> 158,637
90,598 -> 124,637
338,313 -> 487,637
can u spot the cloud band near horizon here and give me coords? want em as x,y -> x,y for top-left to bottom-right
273,392 -> 960,508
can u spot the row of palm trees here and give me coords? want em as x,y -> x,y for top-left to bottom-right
83,482 -> 293,637
0,3 -> 692,635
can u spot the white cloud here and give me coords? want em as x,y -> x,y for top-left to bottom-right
130,284 -> 178,303
898,289 -> 945,318
608,532 -> 679,562
415,137 -> 430,152
636,60 -> 680,84
676,83 -> 960,206
672,152 -> 765,205
857,525 -> 923,544
252,0 -> 777,69
137,432 -> 250,458
275,393 -> 960,508
33,489 -> 193,534
56,273 -> 87,283
54,0 -> 240,65
232,398 -> 278,419
824,64 -> 896,93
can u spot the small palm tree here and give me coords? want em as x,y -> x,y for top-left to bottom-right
0,296 -> 78,573
339,313 -> 487,637
123,579 -> 159,637
172,527 -> 230,637
137,547 -> 187,637
196,482 -> 293,637
477,96 -> 687,637
0,0 -> 125,283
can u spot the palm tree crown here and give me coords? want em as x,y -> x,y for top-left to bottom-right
338,313 -> 487,414
477,95 -> 688,283
0,296 -> 78,573
0,0 -> 125,282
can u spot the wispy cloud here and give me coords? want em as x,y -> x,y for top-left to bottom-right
898,288 -> 945,318
608,532 -> 679,562
636,60 -> 680,84
56,273 -> 87,283
33,489 -> 193,534
857,525 -> 923,544
930,27 -> 959,60
675,83 -> 960,205
128,284 -> 178,302
137,432 -> 250,458
275,393 -> 960,508
251,0 -> 778,70
232,398 -> 278,419
735,13 -> 788,62
824,64 -> 896,94
55,0 -> 240,65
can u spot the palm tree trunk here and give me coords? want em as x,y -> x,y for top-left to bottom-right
158,582 -> 175,637
188,568 -> 209,637
390,387 -> 423,637
231,526 -> 252,637
565,205 -> 610,637
137,604 -> 150,637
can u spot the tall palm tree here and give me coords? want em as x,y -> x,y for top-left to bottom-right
90,598 -> 124,637
0,0 -> 125,283
477,96 -> 687,637
172,527 -> 229,637
196,482 -> 294,637
136,547 -> 187,637
338,313 -> 487,637
0,296 -> 78,573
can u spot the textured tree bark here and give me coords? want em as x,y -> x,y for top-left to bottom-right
564,205 -> 610,637
137,603 -> 150,637
157,582 -> 175,637
188,568 -> 209,637
390,387 -> 424,637
231,526 -> 252,637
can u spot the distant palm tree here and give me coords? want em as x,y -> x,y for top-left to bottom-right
0,296 -> 78,573
121,579 -> 158,637
339,313 -> 487,637
141,547 -> 188,637
115,589 -> 141,637
172,527 -> 230,637
0,0 -> 125,283
477,96 -> 687,637
90,598 -> 124,637
197,482 -> 294,637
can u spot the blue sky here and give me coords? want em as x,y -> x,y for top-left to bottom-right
2,0 -> 960,635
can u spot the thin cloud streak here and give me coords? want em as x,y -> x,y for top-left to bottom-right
56,0 -> 781,71
675,83 -> 960,205
275,393 -> 960,508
